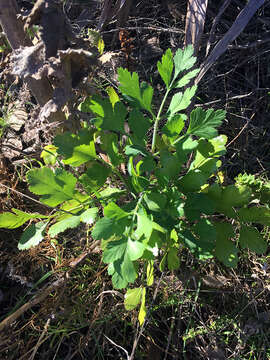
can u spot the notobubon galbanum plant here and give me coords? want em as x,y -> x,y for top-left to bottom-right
1,46 -> 269,323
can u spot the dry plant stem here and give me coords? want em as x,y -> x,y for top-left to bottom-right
196,0 -> 266,84
103,26 -> 185,35
185,0 -> 209,53
0,242 -> 99,333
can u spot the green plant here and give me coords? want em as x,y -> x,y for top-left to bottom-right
0,46 -> 269,323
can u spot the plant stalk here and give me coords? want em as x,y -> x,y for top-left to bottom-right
151,88 -> 170,152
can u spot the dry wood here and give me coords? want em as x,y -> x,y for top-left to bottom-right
185,0 -> 209,53
196,0 -> 266,84
0,0 -> 54,106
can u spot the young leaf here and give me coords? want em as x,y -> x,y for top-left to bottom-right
118,68 -> 153,112
78,96 -> 92,113
187,108 -> 225,139
173,45 -> 197,81
175,68 -> 200,88
146,261 -> 154,286
106,86 -> 120,107
118,68 -> 141,103
168,86 -> 197,117
124,287 -> 143,310
54,129 -> 96,167
27,168 -> 77,207
18,221 -> 48,250
138,287 -> 146,325
214,222 -> 238,268
48,215 -> 81,237
0,209 -> 48,229
41,144 -> 57,165
239,225 -> 267,254
157,48 -> 173,88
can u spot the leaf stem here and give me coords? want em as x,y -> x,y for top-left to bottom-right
151,88 -> 170,152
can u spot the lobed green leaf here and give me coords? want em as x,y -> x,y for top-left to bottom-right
187,108 -> 225,139
157,48 -> 174,88
27,168 -> 77,207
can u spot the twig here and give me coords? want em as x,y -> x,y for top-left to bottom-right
29,319 -> 51,360
195,91 -> 253,106
104,334 -> 130,360
102,26 -> 184,35
227,113 -> 255,147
